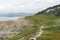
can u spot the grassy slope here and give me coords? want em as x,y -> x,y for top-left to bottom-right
10,27 -> 39,40
25,14 -> 60,40
8,14 -> 60,40
6,17 -> 39,40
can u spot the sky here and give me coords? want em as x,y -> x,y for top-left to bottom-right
0,0 -> 60,13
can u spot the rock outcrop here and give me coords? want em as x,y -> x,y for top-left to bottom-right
0,17 -> 33,38
36,4 -> 60,16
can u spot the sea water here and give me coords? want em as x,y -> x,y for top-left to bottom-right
0,17 -> 20,21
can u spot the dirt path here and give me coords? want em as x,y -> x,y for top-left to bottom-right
35,25 -> 44,38
19,25 -> 44,40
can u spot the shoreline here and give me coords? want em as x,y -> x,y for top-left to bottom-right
0,16 -> 25,21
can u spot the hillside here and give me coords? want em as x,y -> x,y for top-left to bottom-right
0,14 -> 60,40
36,4 -> 60,16
25,14 -> 60,40
0,4 -> 60,40
24,4 -> 60,40
0,18 -> 33,40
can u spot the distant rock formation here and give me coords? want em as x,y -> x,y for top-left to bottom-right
36,4 -> 60,16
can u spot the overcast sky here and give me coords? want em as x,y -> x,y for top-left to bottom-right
0,0 -> 60,13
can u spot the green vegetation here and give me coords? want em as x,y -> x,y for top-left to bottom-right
25,14 -> 60,40
4,14 -> 60,40
7,4 -> 60,40
1,4 -> 60,40
25,14 -> 56,26
9,25 -> 39,40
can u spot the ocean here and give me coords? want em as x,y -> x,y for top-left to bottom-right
0,17 -> 20,21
